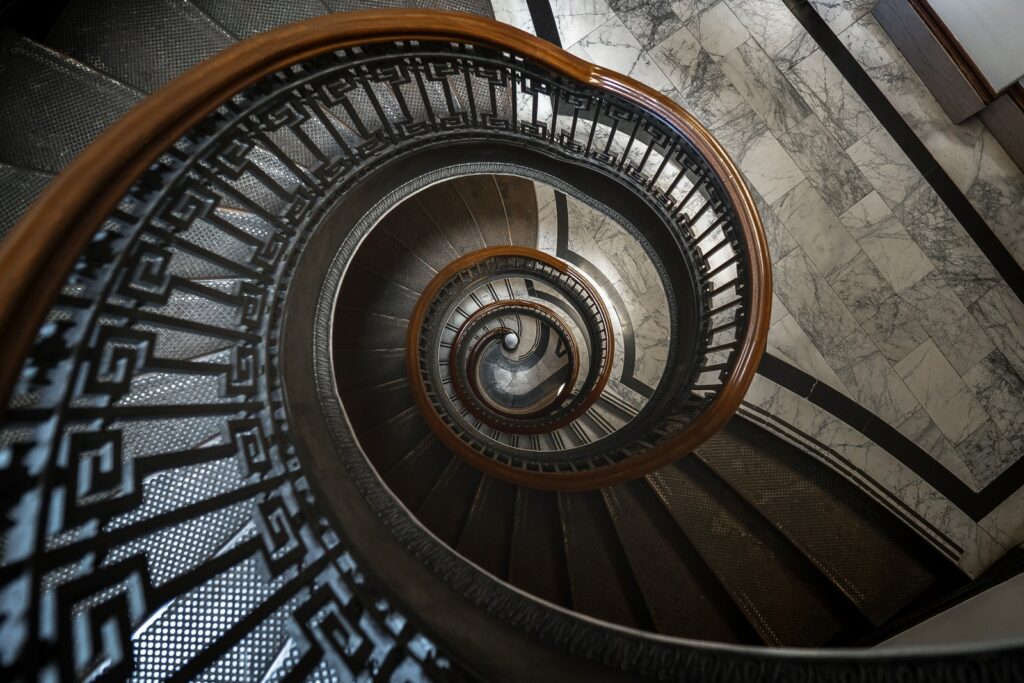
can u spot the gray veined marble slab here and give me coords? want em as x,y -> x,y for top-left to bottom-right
683,1 -> 749,60
895,406 -> 981,493
808,0 -> 877,35
549,0 -> 616,48
769,313 -> 851,396
963,349 -> 1024,443
859,295 -> 929,366
720,39 -> 812,136
769,292 -> 789,326
708,103 -> 804,203
723,0 -> 817,71
899,271 -> 994,376
669,0 -> 719,24
771,179 -> 860,282
956,420 -> 1024,489
491,0 -> 536,34
772,248 -> 876,373
894,340 -> 990,445
778,112 -> 872,216
961,129 -> 1024,268
605,0 -> 685,50
649,25 -> 746,127
568,14 -> 675,93
846,124 -> 918,207
839,191 -> 933,293
534,183 -> 558,254
836,351 -> 919,426
969,283 -> 1024,380
788,47 -> 876,149
828,251 -> 898,324
750,185 -> 798,263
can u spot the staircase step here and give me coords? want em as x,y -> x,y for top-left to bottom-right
334,347 -> 408,393
648,458 -> 846,647
0,36 -> 141,173
450,175 -> 516,248
413,181 -> 487,256
494,175 -> 540,248
0,163 -> 53,239
696,418 -> 940,626
340,377 -> 414,433
558,490 -> 652,629
602,481 -> 759,643
456,475 -> 517,579
190,0 -> 329,39
508,487 -> 571,607
47,0 -> 235,93
383,435 -> 452,510
379,197 -> 461,273
338,262 -> 420,322
349,229 -> 437,293
416,459 -> 482,546
331,306 -> 408,349
357,407 -> 431,475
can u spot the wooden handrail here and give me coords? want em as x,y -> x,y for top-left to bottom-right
0,9 -> 770,461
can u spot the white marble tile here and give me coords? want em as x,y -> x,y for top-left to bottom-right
835,351 -> 919,425
956,420 -> 1024,489
846,124 -> 917,207
724,0 -> 817,71
491,0 -> 536,34
808,0 -> 876,35
768,313 -> 850,395
828,251 -> 896,323
979,488 -> 1024,553
788,48 -> 875,149
895,340 -> 990,444
969,283 -> 1024,379
899,272 -> 994,376
650,26 -> 746,127
709,104 -> 804,204
570,15 -> 676,92
773,248 -> 876,372
669,0 -> 719,24
895,406 -> 981,492
684,1 -> 749,60
550,0 -> 616,47
769,292 -> 789,326
839,191 -> 933,293
720,39 -> 812,136
961,129 -> 1024,268
534,182 -> 558,254
859,295 -> 929,365
606,0 -> 686,50
771,179 -> 860,282
963,349 -> 1024,440
779,113 -> 872,215
750,185 -> 798,263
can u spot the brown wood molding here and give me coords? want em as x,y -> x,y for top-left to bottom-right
0,9 -> 770,453
908,0 -> 998,102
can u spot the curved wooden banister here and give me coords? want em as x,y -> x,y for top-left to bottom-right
0,8 -> 770,458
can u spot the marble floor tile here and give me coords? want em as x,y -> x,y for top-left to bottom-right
899,272 -> 994,376
859,295 -> 929,365
769,292 -> 789,326
569,15 -> 675,93
962,129 -> 1024,268
788,48 -> 875,149
969,283 -> 1024,379
963,349 -> 1024,440
650,26 -> 746,127
894,340 -> 990,444
836,351 -> 919,425
896,406 -> 981,492
724,0 -> 817,71
771,179 -> 860,282
750,185 -> 798,263
808,0 -> 876,35
491,0 -> 535,34
779,112 -> 872,215
606,0 -> 685,50
839,191 -> 933,292
550,0 -> 616,47
720,39 -> 812,136
828,251 -> 896,323
709,104 -> 805,204
768,313 -> 850,395
669,0 -> 719,24
846,124 -> 917,207
773,248 -> 876,372
683,1 -> 749,60
956,420 -> 1024,489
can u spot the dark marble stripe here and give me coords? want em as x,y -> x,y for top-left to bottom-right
525,0 -> 561,46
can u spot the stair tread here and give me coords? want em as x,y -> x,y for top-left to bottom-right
648,459 -> 846,647
451,175 -> 516,249
416,458 -> 482,546
190,0 -> 329,40
384,435 -> 451,511
696,418 -> 940,626
494,175 -> 540,248
47,0 -> 235,93
0,37 -> 141,173
456,475 -> 517,579
558,490 -> 652,629
508,487 -> 571,607
357,406 -> 431,475
380,197 -> 462,273
340,377 -> 415,433
602,481 -> 759,643
412,181 -> 487,257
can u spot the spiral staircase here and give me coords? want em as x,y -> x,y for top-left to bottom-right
0,0 -> 1019,681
